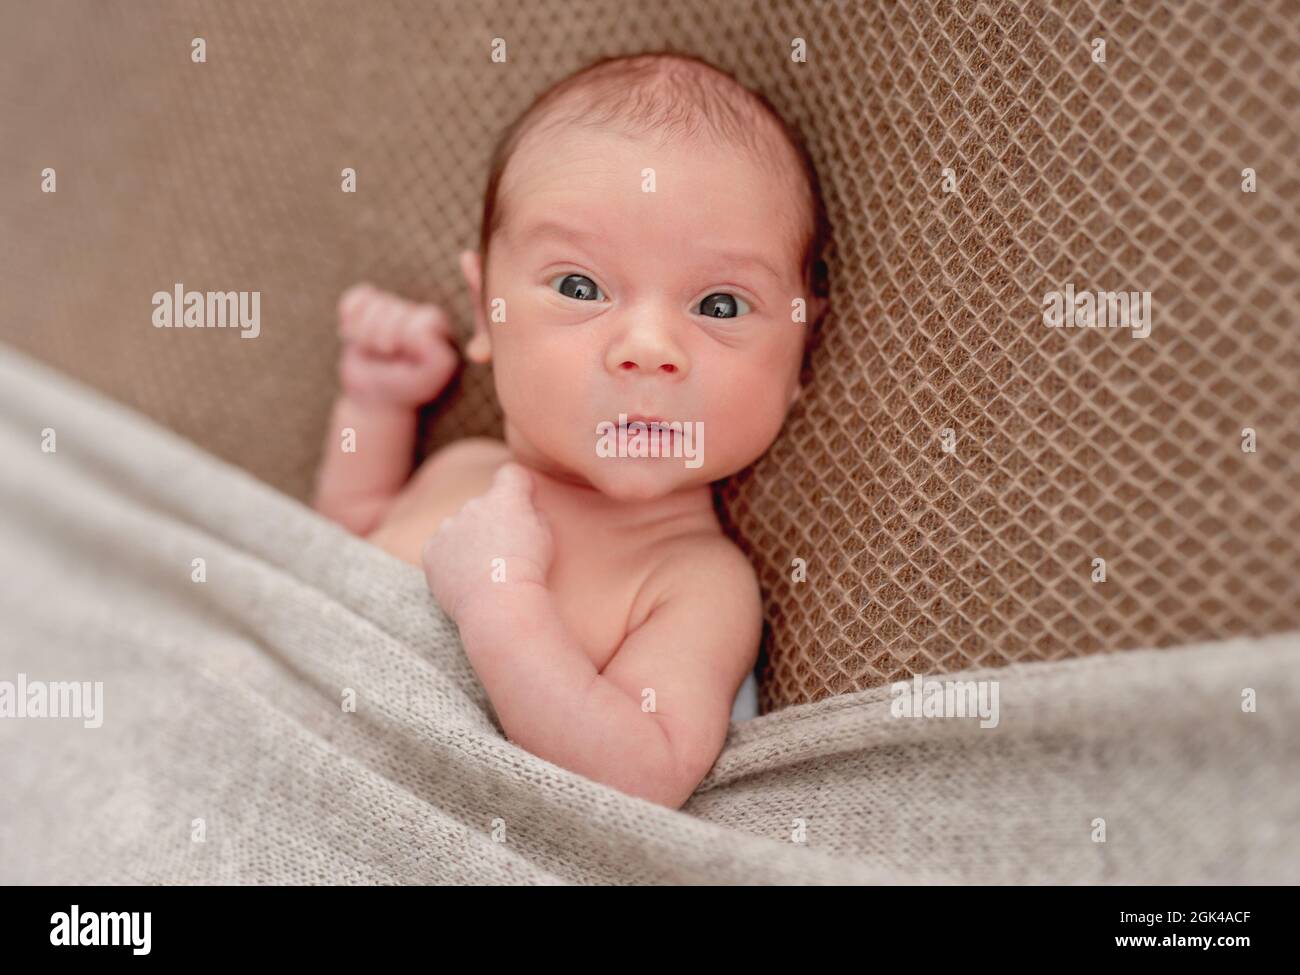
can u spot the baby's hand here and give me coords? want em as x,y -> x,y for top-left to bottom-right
421,463 -> 555,622
336,283 -> 460,407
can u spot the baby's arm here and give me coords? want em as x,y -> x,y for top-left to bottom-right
423,465 -> 762,809
595,544 -> 762,802
313,284 -> 459,534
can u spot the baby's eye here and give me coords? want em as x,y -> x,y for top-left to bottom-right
551,273 -> 604,301
697,293 -> 751,319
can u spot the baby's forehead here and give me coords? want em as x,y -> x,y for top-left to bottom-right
512,114 -> 801,188
501,122 -> 806,265
524,78 -> 803,174
500,113 -> 812,259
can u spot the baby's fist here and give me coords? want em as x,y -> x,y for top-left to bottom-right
337,283 -> 460,407
422,463 -> 555,622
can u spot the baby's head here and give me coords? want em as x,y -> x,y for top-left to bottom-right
460,52 -> 830,501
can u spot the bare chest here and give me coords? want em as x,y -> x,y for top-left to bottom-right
366,441 -> 658,672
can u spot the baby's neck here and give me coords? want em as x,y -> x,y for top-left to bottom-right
503,425 -> 716,528
535,465 -> 715,526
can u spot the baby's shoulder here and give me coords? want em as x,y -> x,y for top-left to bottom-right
410,435 -> 510,488
424,435 -> 510,470
368,437 -> 512,563
649,529 -> 762,616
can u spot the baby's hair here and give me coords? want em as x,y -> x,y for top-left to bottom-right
476,50 -> 831,308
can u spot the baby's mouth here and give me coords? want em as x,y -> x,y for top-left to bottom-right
619,414 -> 675,438
595,412 -> 704,469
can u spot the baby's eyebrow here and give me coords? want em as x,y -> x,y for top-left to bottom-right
697,250 -> 785,285
519,218 -> 786,286
516,219 -> 607,246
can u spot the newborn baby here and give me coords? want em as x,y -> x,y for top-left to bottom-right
313,52 -> 828,809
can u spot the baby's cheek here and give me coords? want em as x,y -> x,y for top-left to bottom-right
495,337 -> 589,442
710,373 -> 791,468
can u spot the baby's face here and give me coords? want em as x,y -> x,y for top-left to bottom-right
469,122 -> 816,501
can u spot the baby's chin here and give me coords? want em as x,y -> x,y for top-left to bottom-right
579,457 -> 715,502
510,436 -> 715,500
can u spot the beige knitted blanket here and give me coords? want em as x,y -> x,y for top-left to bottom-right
0,344 -> 1296,884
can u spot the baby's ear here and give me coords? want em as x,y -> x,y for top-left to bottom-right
458,249 -> 492,365
459,249 -> 483,299
808,292 -> 828,328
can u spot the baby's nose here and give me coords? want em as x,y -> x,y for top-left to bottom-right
615,357 -> 682,376
605,320 -> 689,379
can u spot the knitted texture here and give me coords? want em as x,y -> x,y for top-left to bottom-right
0,1 -> 1295,713
2,345 -> 1296,884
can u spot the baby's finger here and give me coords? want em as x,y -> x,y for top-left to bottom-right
400,306 -> 442,347
411,335 -> 461,383
425,304 -> 455,341
338,286 -> 377,341
363,301 -> 400,355
489,462 -> 535,501
338,282 -> 373,322
343,289 -> 390,345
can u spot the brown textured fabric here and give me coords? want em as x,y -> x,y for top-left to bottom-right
0,1 -> 1296,714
